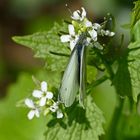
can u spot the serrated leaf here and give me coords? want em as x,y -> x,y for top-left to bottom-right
45,95 -> 105,140
113,55 -> 132,97
12,22 -> 70,72
132,19 -> 140,41
128,15 -> 140,102
128,41 -> 140,102
131,0 -> 140,27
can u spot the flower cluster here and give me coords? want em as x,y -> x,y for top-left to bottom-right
60,7 -> 115,51
24,81 -> 63,120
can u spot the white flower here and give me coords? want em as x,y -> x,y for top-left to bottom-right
93,23 -> 115,37
93,23 -> 101,30
49,102 -> 59,112
49,102 -> 63,119
86,37 -> 91,45
101,29 -> 115,37
32,81 -> 53,107
88,28 -> 97,41
84,20 -> 92,28
108,31 -> 115,36
71,7 -> 86,21
60,24 -> 79,51
25,98 -> 40,120
57,110 -> 63,119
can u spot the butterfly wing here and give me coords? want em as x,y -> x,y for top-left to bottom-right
59,33 -> 87,107
59,47 -> 79,107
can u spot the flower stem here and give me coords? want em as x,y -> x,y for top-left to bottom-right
87,75 -> 108,94
93,47 -> 114,79
49,51 -> 70,57
107,97 -> 124,140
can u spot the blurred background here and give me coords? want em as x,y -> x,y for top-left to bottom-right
0,0 -> 133,98
0,0 -> 135,140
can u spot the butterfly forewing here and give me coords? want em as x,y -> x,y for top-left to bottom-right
59,47 -> 79,107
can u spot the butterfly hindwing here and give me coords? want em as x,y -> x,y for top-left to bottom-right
79,45 -> 86,107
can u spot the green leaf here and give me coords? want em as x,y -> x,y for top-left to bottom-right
128,41 -> 140,49
131,0 -> 140,27
12,22 -> 70,72
116,100 -> 140,140
132,19 -> 140,41
0,72 -> 47,140
45,95 -> 105,140
87,65 -> 97,84
113,55 -> 132,97
128,41 -> 140,102
121,23 -> 131,29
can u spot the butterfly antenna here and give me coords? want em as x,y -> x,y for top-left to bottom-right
65,4 -> 72,15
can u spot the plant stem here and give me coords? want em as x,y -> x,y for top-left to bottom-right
94,47 -> 114,79
107,97 -> 124,140
93,46 -> 125,140
49,51 -> 70,57
87,75 -> 108,94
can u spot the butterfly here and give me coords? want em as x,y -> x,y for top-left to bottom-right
59,33 -> 87,107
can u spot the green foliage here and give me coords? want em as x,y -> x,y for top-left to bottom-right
10,2 -> 140,140
0,69 -> 105,140
131,0 -> 140,27
128,44 -> 140,101
12,21 -> 106,140
45,95 -> 105,140
113,55 -> 132,97
116,100 -> 140,140
128,19 -> 140,102
132,19 -> 140,41
0,72 -> 47,140
87,65 -> 97,84
12,22 -> 70,72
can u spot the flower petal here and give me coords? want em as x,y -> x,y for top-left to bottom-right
109,32 -> 115,36
57,110 -> 63,119
35,109 -> 40,118
25,98 -> 35,108
105,30 -> 110,36
81,7 -> 86,20
49,107 -> 56,112
101,29 -> 106,36
27,110 -> 35,120
68,24 -> 75,36
39,97 -> 46,106
70,40 -> 76,51
50,102 -> 58,112
60,35 -> 70,42
86,37 -> 91,45
84,20 -> 92,27
46,91 -> 53,99
69,35 -> 79,51
93,23 -> 101,30
71,10 -> 80,20
41,81 -> 47,92
88,29 -> 97,41
32,90 -> 43,98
